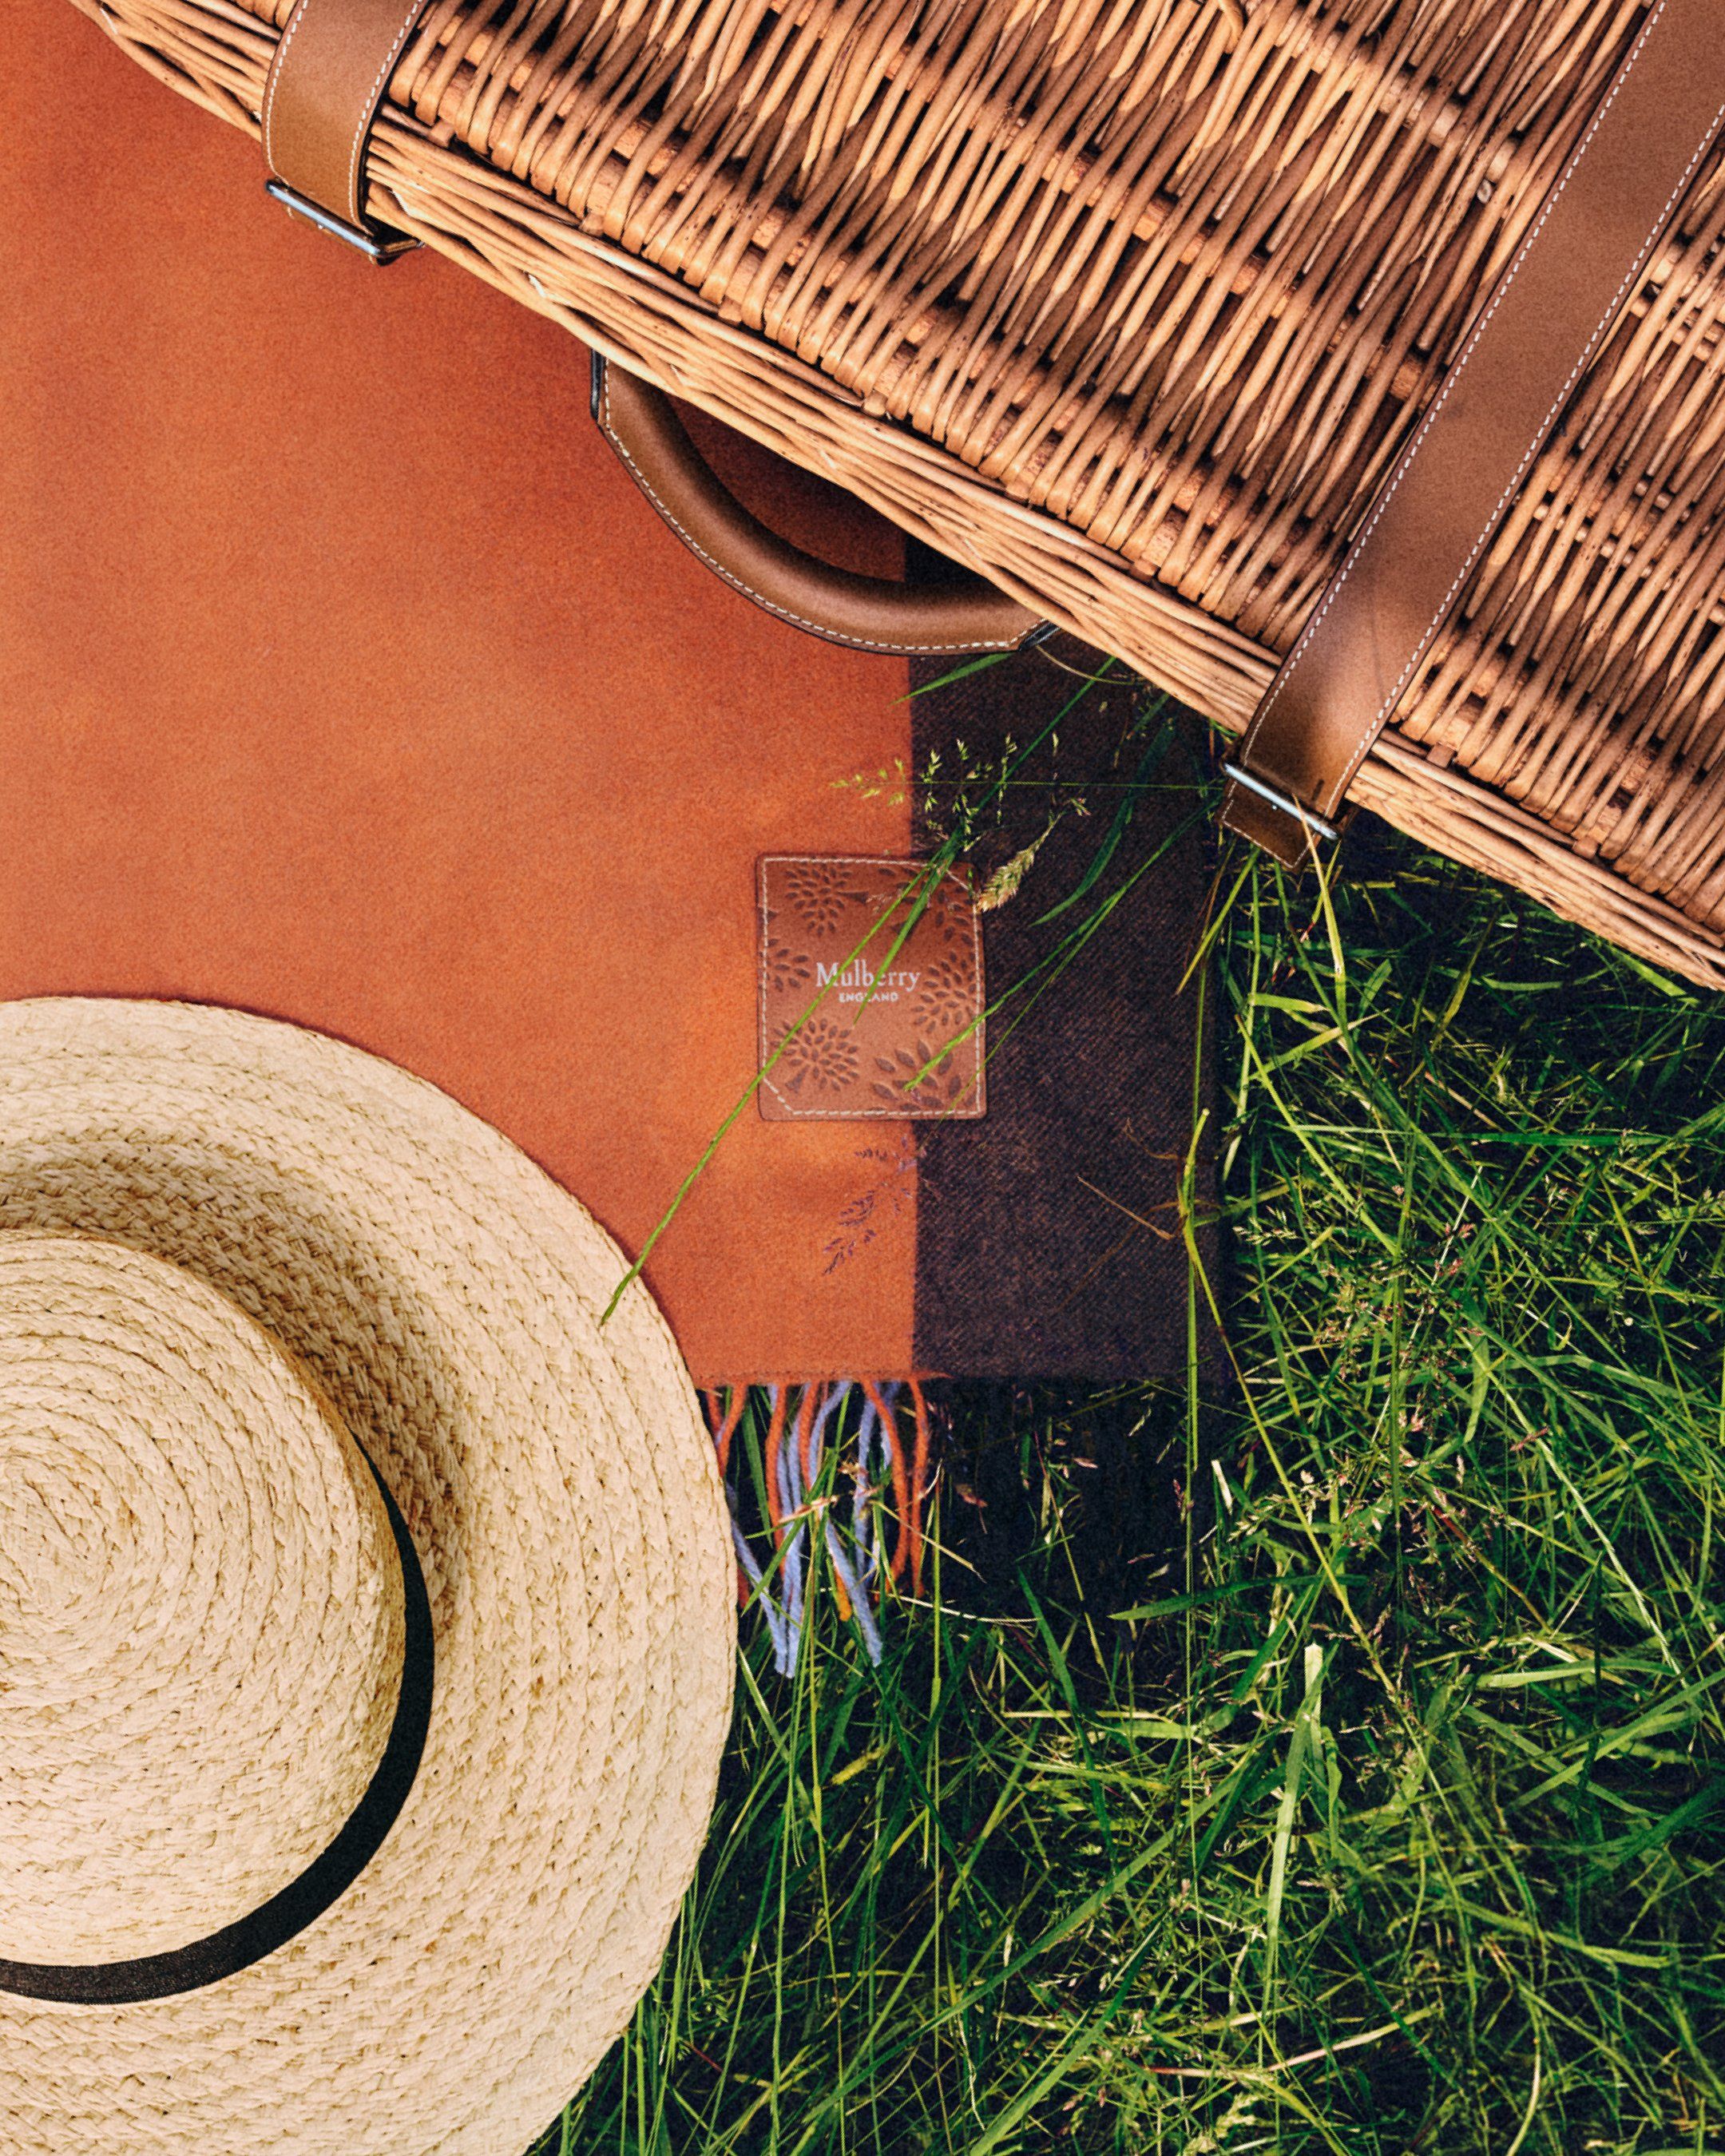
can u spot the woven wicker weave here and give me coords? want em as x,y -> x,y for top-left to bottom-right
74,0 -> 1725,986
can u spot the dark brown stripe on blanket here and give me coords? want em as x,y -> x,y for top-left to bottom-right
909,630 -> 1223,1382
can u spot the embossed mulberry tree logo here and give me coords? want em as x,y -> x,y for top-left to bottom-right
915,949 -> 978,1036
781,860 -> 882,937
759,857 -> 985,1122
927,881 -> 972,944
764,939 -> 815,997
774,1015 -> 861,1094
870,1043 -> 976,1113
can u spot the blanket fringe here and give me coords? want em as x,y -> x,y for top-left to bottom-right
700,1380 -> 932,1677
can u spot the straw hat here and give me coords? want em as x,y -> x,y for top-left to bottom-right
0,997 -> 735,2155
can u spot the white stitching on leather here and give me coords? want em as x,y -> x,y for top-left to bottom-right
1237,0 -> 1700,820
260,0 -> 313,173
347,5 -> 431,226
1324,108 -> 1725,810
1239,0 -> 1668,782
263,0 -> 426,218
600,371 -> 1013,656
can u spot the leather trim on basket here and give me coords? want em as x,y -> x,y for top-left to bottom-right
261,0 -> 434,230
1223,0 -> 1725,866
596,359 -> 1041,657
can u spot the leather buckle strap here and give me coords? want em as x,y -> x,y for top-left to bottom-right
260,0 -> 435,254
1222,0 -> 1725,870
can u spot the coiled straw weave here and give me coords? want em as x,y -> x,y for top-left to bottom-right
0,1236 -> 406,1969
72,0 -> 1725,985
0,997 -> 734,2156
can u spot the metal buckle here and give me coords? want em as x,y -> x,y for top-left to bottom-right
1221,761 -> 1341,844
264,180 -> 421,266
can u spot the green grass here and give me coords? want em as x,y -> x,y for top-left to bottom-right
541,774 -> 1725,2156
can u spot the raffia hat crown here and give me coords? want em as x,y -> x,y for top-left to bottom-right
0,998 -> 734,2156
0,1235 -> 416,1984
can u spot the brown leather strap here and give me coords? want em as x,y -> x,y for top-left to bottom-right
261,0 -> 434,232
593,358 -> 1045,656
1223,0 -> 1725,867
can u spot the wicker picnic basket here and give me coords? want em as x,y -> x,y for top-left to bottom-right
67,0 -> 1725,989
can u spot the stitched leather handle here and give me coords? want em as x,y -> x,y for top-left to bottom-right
261,5 -> 1041,655
1222,0 -> 1725,866
591,358 -> 1043,656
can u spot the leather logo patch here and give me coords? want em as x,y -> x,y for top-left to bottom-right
758,856 -> 985,1121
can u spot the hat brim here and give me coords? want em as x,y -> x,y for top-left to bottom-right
0,997 -> 735,2156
